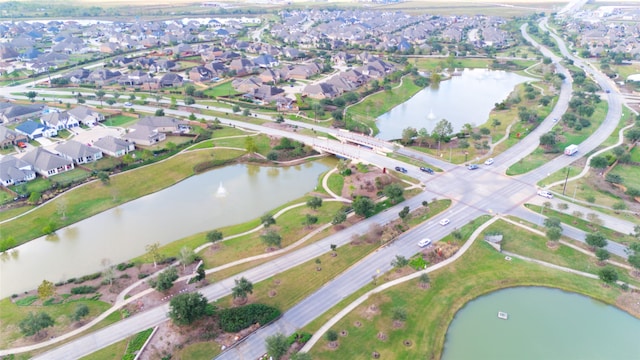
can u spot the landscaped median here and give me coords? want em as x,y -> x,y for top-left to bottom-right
304,218 -> 634,360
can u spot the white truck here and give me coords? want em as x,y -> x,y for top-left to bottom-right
564,144 -> 578,156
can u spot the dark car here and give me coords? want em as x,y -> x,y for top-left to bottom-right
420,167 -> 434,174
467,164 -> 479,170
394,166 -> 408,174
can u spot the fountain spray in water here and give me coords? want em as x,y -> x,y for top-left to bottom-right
216,182 -> 228,197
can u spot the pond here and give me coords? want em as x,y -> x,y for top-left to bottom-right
376,69 -> 532,140
442,287 -> 640,360
0,159 -> 334,298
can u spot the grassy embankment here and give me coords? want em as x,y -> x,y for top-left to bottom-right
306,219 -> 629,360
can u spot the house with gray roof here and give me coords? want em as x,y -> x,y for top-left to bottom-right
137,116 -> 190,133
0,155 -> 36,186
41,111 -> 79,130
68,106 -> 104,127
21,147 -> 74,177
93,136 -> 134,157
122,124 -> 166,146
0,103 -> 46,123
54,140 -> 103,164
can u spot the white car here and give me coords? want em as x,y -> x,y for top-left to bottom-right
439,218 -> 450,226
124,102 -> 133,106
484,158 -> 494,165
537,190 -> 553,199
418,238 -> 432,247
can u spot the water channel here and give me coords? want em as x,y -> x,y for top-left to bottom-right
376,68 -> 532,140
442,287 -> 640,360
0,159 -> 334,298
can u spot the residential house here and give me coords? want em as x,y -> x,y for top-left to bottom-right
68,106 -> 104,127
65,68 -> 91,84
247,85 -> 285,103
0,125 -> 28,148
137,116 -> 190,133
21,147 -> 74,177
122,124 -> 166,146
288,62 -> 323,80
232,76 -> 263,93
189,66 -> 214,82
93,136 -> 135,157
253,54 -> 279,68
331,51 -> 355,66
205,61 -> 228,78
150,59 -> 177,73
229,58 -> 256,77
302,83 -> 340,99
0,103 -> 46,123
118,70 -> 152,86
259,68 -> 289,84
276,97 -> 299,113
0,155 -> 36,186
55,140 -> 103,164
87,69 -> 121,86
159,73 -> 183,88
15,120 -> 57,139
41,111 -> 79,130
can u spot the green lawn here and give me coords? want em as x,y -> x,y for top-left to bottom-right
307,222 -> 625,360
631,147 -> 640,163
79,338 -> 127,360
608,164 -> 640,194
327,173 -> 344,196
204,81 -> 239,98
173,341 -> 222,360
104,115 -> 137,127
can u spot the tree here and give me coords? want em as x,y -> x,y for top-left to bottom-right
391,255 -> 409,269
232,105 -> 241,113
184,96 -> 195,105
546,226 -> 562,242
243,108 -> 251,116
145,242 -> 162,267
232,277 -> 253,303
37,280 -> 55,299
539,132 -> 556,147
19,312 -> 54,337
178,246 -> 196,270
97,171 -> 110,184
261,230 -> 282,248
595,248 -> 610,262
245,136 -> 258,154
432,119 -> 453,151
95,90 -> 106,106
401,127 -> 417,145
207,230 -> 223,243
543,217 -> 561,229
382,183 -> 404,204
302,214 -> 318,226
155,109 -> 165,116
306,196 -> 323,210
419,273 -> 430,286
598,266 -> 618,285
169,292 -> 209,325
73,304 -> 90,322
149,266 -> 178,292
275,114 -> 285,123
260,213 -> 276,227
352,196 -> 375,218
605,173 -> 623,184
589,156 -> 608,170
585,232 -> 607,249
265,332 -> 289,360
184,84 -> 196,96
26,91 -> 38,102
326,329 -> 338,342
392,307 -> 407,322
106,99 -> 116,106
398,206 -> 410,222
332,210 -> 347,225
625,127 -> 640,143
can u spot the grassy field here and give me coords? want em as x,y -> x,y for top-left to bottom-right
307,222 -> 626,360
173,341 -> 221,360
327,173 -> 344,196
204,81 -> 239,98
79,338 -> 128,360
609,164 -> 640,192
0,148 -> 245,248
104,115 -> 137,127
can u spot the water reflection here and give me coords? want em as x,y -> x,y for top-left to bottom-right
0,159 -> 335,298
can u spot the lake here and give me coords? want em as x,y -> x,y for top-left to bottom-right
376,68 -> 531,140
442,287 -> 640,360
0,159 -> 334,298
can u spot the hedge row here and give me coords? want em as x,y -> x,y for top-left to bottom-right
218,303 -> 280,333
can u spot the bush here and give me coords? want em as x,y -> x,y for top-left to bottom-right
71,286 -> 98,295
218,303 -> 281,333
116,262 -> 134,271
138,273 -> 149,279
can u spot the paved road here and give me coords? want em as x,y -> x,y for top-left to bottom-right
13,13 -> 634,360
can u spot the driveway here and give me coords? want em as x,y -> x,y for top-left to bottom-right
71,125 -> 123,145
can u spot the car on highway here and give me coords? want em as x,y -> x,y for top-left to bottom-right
418,238 -> 432,247
484,158 -> 494,166
420,167 -> 434,174
394,166 -> 408,174
124,102 -> 133,106
467,164 -> 479,170
439,218 -> 450,226
537,190 -> 553,199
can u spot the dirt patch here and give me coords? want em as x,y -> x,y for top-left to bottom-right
616,291 -> 640,319
392,320 -> 405,329
377,332 -> 387,341
341,166 -> 398,200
